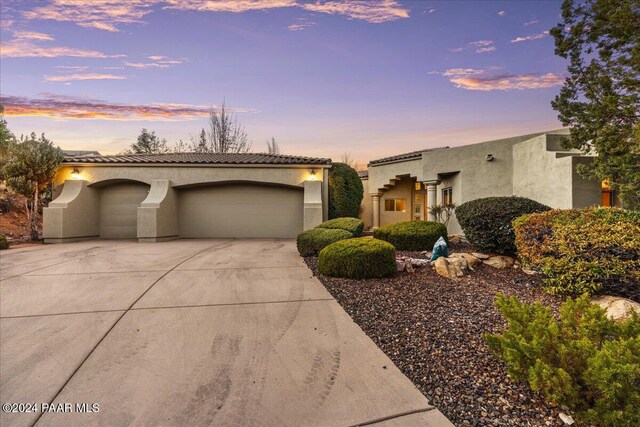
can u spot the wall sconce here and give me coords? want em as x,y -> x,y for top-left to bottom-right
485,154 -> 494,162
308,169 -> 317,181
70,167 -> 82,179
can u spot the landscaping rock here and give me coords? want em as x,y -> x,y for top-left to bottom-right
448,234 -> 462,245
591,295 -> 640,322
404,260 -> 415,273
433,256 -> 468,279
558,413 -> 574,425
456,253 -> 482,269
483,256 -> 515,269
396,259 -> 406,272
472,252 -> 490,260
522,268 -> 537,275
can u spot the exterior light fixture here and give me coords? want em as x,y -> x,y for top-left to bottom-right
485,154 -> 494,162
308,169 -> 317,181
70,167 -> 82,179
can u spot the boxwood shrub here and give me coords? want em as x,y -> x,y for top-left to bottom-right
316,217 -> 364,237
296,228 -> 352,257
373,221 -> 447,251
514,207 -> 640,295
456,196 -> 550,254
318,237 -> 396,279
486,293 -> 640,426
0,233 -> 8,250
328,163 -> 363,219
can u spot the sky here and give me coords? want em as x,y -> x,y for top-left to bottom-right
0,0 -> 569,164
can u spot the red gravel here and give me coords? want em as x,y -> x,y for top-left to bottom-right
305,252 -> 566,426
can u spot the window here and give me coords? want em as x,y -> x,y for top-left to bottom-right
601,180 -> 613,207
442,187 -> 453,206
415,182 -> 422,191
384,198 -> 406,212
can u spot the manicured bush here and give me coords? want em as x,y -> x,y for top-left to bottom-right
456,196 -> 550,254
328,163 -> 363,219
318,238 -> 396,279
514,207 -> 640,295
373,221 -> 447,251
485,293 -> 640,426
316,217 -> 364,237
296,228 -> 352,257
0,233 -> 8,250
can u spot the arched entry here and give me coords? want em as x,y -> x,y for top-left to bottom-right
98,181 -> 150,238
177,181 -> 304,238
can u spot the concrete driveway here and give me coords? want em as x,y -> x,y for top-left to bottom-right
1,240 -> 451,426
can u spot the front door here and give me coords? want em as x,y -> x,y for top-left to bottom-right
413,194 -> 423,221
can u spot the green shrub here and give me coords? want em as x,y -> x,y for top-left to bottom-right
328,163 -> 363,219
373,221 -> 447,251
0,233 -> 8,250
316,217 -> 364,237
318,238 -> 396,279
456,196 -> 550,254
485,293 -> 640,426
514,207 -> 640,295
296,228 -> 352,257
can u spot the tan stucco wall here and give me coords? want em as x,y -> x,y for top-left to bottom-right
368,159 -> 422,194
359,179 -> 373,229
380,176 -> 412,226
438,173 -> 462,234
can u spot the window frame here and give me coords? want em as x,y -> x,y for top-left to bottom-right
384,198 -> 407,212
442,187 -> 453,206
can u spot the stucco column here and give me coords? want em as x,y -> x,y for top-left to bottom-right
303,180 -> 323,230
372,193 -> 381,229
43,180 -> 100,243
137,179 -> 179,242
425,181 -> 438,221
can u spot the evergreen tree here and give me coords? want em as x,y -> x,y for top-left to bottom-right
125,128 -> 170,154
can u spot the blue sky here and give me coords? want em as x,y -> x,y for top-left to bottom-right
0,0 -> 567,164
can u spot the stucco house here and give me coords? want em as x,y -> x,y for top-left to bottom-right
43,153 -> 331,243
360,129 -> 613,234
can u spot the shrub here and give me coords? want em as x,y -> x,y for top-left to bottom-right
296,228 -> 352,257
485,293 -> 640,426
316,217 -> 364,237
373,221 -> 447,251
318,238 -> 396,279
0,233 -> 8,250
328,163 -> 363,219
514,207 -> 640,295
456,196 -> 550,254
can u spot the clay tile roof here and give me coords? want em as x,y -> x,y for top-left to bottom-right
63,152 -> 332,166
357,169 -> 369,179
369,146 -> 449,165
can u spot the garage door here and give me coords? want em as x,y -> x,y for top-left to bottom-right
178,183 -> 303,238
100,182 -> 150,239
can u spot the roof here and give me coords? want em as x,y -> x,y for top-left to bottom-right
63,152 -> 332,166
64,150 -> 101,157
358,169 -> 369,179
369,146 -> 449,165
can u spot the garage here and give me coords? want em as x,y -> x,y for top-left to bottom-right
100,182 -> 150,238
178,183 -> 304,238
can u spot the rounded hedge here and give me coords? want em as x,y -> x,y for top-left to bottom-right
328,163 -> 363,219
514,207 -> 640,295
296,228 -> 352,257
456,196 -> 550,254
316,217 -> 364,237
373,221 -> 447,251
0,233 -> 8,250
318,237 -> 396,279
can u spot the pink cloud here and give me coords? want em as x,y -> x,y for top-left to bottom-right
0,39 -> 125,58
452,40 -> 496,54
13,31 -> 54,41
511,31 -> 549,43
443,68 -> 565,91
299,0 -> 409,23
0,94 -> 255,121
44,73 -> 126,82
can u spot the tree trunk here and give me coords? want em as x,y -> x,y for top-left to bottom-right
29,188 -> 40,241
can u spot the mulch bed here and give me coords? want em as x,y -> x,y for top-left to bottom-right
305,248 -> 567,426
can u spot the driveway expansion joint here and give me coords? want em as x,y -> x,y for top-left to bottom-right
350,406 -> 437,426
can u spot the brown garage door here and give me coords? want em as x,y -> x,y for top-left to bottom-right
178,183 -> 303,238
100,182 -> 150,239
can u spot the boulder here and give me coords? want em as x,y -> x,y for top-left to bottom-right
471,252 -> 490,260
404,257 -> 430,267
591,295 -> 640,322
451,253 -> 482,269
483,255 -> 515,269
396,259 -> 405,272
448,235 -> 462,245
404,259 -> 415,273
433,256 -> 468,279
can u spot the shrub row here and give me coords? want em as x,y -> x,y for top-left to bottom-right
486,293 -> 640,426
373,221 -> 447,251
456,196 -> 551,254
316,217 -> 364,237
296,228 -> 352,257
514,207 -> 640,295
318,238 -> 396,279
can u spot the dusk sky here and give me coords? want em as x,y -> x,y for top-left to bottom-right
1,0 -> 568,163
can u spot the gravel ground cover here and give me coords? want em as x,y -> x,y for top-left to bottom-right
305,247 -> 566,426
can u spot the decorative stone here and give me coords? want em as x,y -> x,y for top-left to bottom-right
522,268 -> 537,275
448,235 -> 462,245
483,255 -> 515,269
396,259 -> 405,272
591,295 -> 640,322
559,413 -> 574,425
471,252 -> 490,260
404,260 -> 415,273
433,256 -> 468,279
452,253 -> 482,269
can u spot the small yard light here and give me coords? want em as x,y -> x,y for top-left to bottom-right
308,169 -> 317,181
70,167 -> 82,179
